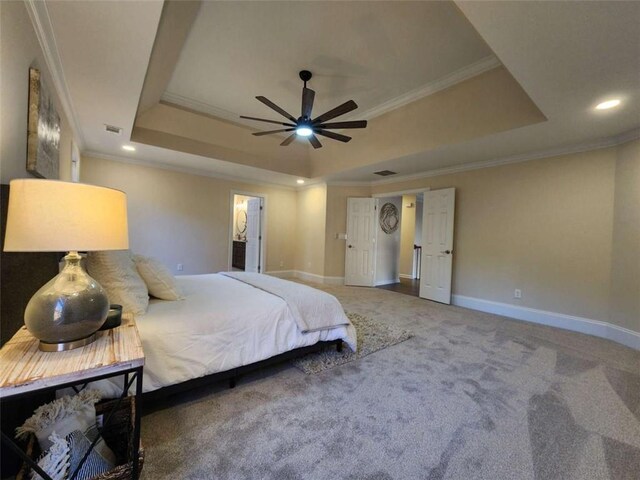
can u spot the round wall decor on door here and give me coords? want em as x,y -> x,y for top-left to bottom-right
379,202 -> 399,234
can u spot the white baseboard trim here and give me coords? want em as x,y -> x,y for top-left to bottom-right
452,295 -> 640,351
399,274 -> 415,279
265,270 -> 295,279
266,269 -> 343,284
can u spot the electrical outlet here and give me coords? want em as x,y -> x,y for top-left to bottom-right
279,260 -> 284,267
514,289 -> 522,299
177,263 -> 183,271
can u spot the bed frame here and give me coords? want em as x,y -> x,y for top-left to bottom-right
143,338 -> 343,403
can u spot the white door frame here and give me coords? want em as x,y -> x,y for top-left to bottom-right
372,187 -> 429,198
228,190 -> 267,273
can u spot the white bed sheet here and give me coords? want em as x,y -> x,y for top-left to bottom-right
95,274 -> 355,396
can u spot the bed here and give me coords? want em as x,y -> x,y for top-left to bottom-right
93,273 -> 357,398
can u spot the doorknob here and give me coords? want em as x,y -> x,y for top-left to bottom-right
441,250 -> 452,255
348,245 -> 353,249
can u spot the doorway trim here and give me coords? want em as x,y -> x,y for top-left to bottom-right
228,190 -> 267,273
372,187 -> 430,198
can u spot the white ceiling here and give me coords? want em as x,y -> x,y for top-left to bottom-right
45,0 -> 163,154
164,1 -> 494,127
41,1 -> 640,187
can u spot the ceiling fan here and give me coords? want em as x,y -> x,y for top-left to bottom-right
240,70 -> 367,149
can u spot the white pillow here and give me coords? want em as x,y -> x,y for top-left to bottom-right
134,255 -> 184,301
87,250 -> 149,315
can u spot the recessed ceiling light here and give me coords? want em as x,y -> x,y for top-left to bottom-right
122,145 -> 136,152
595,99 -> 621,110
296,179 -> 305,185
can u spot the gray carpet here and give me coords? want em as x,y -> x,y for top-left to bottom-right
141,284 -> 640,480
291,312 -> 413,374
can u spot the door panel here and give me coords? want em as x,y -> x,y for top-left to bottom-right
245,198 -> 261,273
420,188 -> 455,303
345,197 -> 376,286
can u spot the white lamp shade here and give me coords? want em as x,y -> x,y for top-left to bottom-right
3,179 -> 129,252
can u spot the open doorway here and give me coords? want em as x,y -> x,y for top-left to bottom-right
229,192 -> 266,273
374,192 -> 423,297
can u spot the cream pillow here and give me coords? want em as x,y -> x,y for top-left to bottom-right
87,250 -> 149,315
134,254 -> 184,301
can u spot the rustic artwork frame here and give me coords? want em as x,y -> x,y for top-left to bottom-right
26,68 -> 61,179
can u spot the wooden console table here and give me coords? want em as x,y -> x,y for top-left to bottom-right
0,315 -> 145,479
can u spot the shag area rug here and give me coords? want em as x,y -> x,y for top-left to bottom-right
291,312 -> 413,374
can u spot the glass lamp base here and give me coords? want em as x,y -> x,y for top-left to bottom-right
38,333 -> 98,352
25,251 -> 109,349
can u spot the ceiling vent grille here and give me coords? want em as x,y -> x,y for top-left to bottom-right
104,124 -> 122,135
373,170 -> 397,176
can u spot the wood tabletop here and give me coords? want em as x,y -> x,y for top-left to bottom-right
0,314 -> 144,399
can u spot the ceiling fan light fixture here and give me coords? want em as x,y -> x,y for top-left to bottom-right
242,69 -> 367,148
296,126 -> 313,137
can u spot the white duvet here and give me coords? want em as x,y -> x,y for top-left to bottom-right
94,274 -> 356,396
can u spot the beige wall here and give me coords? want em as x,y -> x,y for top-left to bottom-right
399,195 -> 417,277
1,1 -> 74,184
81,155 -> 297,275
609,140 -> 640,332
295,184 -> 327,276
372,147 -> 617,322
324,185 -> 372,278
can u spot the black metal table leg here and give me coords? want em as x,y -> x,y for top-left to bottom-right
1,431 -> 53,480
131,367 -> 143,479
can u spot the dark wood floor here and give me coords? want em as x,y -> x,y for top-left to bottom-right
376,277 -> 420,297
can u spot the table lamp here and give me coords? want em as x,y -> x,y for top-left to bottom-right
3,179 -> 129,351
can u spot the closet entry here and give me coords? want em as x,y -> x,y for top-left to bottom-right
230,193 -> 265,273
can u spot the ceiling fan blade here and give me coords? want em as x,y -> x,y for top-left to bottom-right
316,120 -> 367,129
252,128 -> 295,136
256,96 -> 297,123
308,134 -> 322,149
315,129 -> 352,143
312,100 -> 358,124
240,115 -> 295,127
302,87 -> 315,118
280,133 -> 296,146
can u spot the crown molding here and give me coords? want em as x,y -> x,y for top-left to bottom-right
25,0 -> 85,149
369,133 -> 633,186
83,150 -> 297,190
354,55 -> 502,121
327,129 -> 640,188
326,180 -> 372,187
160,93 -> 243,126
160,55 -> 502,127
614,127 -> 640,146
85,130 -> 638,191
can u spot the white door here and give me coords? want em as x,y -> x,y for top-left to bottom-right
420,188 -> 455,303
345,197 -> 376,286
245,198 -> 262,273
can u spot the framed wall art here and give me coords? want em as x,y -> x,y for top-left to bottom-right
26,67 -> 61,179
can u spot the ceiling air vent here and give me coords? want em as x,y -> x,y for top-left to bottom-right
373,170 -> 397,177
104,124 -> 122,135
